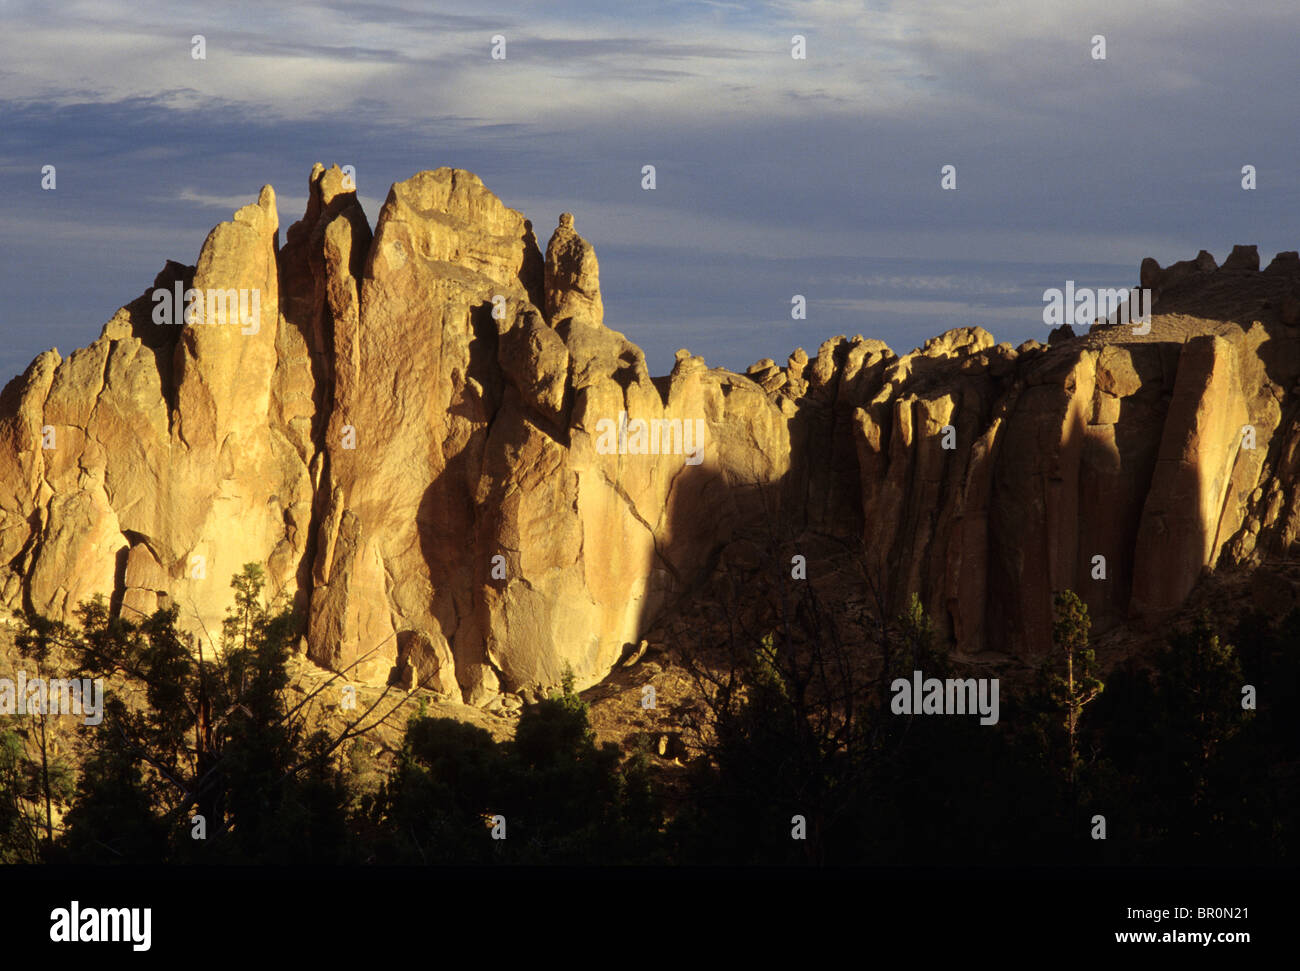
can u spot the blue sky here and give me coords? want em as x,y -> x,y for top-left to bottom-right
2,0 -> 1298,381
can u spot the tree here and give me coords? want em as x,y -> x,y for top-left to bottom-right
17,563 -> 402,863
1049,590 -> 1103,792
7,612 -> 81,857
1153,612 -> 1247,812
375,664 -> 663,865
504,664 -> 662,863
0,720 -> 74,862
678,548 -> 878,865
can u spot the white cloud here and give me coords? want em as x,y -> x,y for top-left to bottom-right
3,0 -> 1295,140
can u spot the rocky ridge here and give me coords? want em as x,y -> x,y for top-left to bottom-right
3,165 -> 1299,706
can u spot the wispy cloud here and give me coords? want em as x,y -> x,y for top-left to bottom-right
0,0 -> 1297,382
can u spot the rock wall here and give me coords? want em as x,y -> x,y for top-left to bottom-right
804,248 -> 1300,658
2,165 -> 1299,701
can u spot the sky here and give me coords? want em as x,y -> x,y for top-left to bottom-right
1,0 -> 1298,382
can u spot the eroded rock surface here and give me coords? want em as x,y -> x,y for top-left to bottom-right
3,168 -> 1298,701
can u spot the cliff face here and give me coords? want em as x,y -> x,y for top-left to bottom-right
3,165 -> 1299,703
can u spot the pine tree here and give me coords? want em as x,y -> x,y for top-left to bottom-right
1155,612 -> 1246,810
1050,590 -> 1104,792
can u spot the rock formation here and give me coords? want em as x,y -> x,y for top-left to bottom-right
3,164 -> 1300,703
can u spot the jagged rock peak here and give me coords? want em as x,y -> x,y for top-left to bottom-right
4,167 -> 1300,714
544,210 -> 603,327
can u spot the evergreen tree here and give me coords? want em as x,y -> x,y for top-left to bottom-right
17,564 -> 376,863
1049,590 -> 1103,792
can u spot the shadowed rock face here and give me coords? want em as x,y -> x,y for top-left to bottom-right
3,165 -> 1300,702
